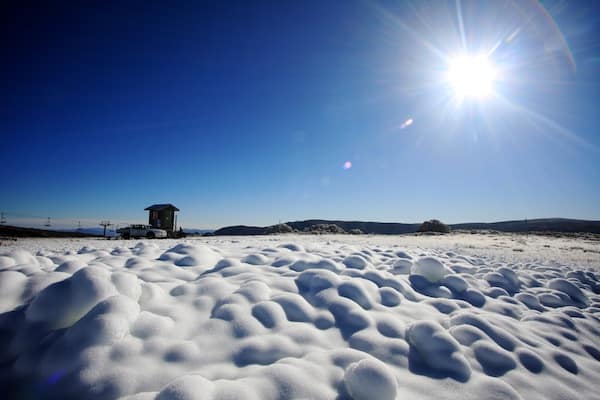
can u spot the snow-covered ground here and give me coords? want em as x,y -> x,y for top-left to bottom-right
1,233 -> 599,400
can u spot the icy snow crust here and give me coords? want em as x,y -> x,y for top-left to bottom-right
1,234 -> 600,400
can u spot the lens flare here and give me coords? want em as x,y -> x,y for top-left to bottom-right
400,117 -> 414,129
343,161 -> 352,170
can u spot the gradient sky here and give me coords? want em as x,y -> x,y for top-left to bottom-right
2,0 -> 600,229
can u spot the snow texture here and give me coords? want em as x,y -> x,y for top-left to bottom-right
0,233 -> 599,400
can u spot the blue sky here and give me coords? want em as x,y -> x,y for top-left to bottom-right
2,0 -> 599,229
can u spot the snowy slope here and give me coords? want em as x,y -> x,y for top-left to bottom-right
0,234 -> 599,400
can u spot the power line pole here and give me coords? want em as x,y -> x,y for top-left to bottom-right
77,221 -> 82,231
45,217 -> 51,227
100,220 -> 112,238
0,212 -> 6,225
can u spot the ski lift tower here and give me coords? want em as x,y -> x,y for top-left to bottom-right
100,220 -> 112,238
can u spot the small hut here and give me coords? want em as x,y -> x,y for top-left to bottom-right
144,204 -> 179,232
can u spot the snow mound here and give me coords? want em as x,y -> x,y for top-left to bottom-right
411,256 -> 448,283
472,340 -> 517,376
159,244 -> 222,268
26,266 -> 118,329
0,271 -> 27,312
407,320 -> 471,381
390,258 -> 412,274
289,258 -> 341,273
547,278 -> 589,306
242,253 -> 269,265
343,255 -> 370,270
157,374 -> 214,400
344,358 -> 397,400
278,243 -> 305,252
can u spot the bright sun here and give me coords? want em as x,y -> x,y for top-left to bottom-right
447,55 -> 497,99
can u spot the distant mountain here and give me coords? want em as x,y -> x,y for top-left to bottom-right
61,227 -> 116,236
212,225 -> 270,236
286,219 -> 420,234
0,225 -> 214,238
183,228 -> 214,235
213,218 -> 600,236
0,225 -> 101,238
451,218 -> 600,234
65,227 -> 214,236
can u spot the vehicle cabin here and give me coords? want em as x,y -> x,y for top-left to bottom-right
144,204 -> 179,232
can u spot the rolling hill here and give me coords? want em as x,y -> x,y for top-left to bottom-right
213,218 -> 600,235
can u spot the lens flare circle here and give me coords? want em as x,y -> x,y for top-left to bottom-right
447,55 -> 497,98
400,117 -> 413,129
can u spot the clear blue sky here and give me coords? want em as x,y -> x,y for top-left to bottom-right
2,0 -> 599,229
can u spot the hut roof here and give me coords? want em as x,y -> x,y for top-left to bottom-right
144,204 -> 180,212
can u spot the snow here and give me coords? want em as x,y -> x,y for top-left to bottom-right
0,232 -> 599,399
344,358 -> 397,400
411,256 -> 449,283
407,320 -> 472,381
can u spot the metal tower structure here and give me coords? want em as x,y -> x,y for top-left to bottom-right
100,220 -> 112,237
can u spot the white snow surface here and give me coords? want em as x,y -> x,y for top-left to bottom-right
0,233 -> 599,400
